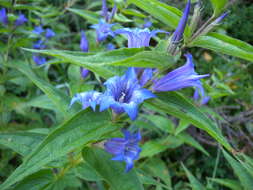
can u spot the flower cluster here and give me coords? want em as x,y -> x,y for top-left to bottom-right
32,25 -> 55,65
0,8 -> 27,27
69,0 -> 213,172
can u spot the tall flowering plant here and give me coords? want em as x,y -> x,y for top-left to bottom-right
1,0 -> 252,190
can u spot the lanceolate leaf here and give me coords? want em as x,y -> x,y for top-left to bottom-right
10,61 -> 74,118
82,147 -> 144,190
145,92 -> 232,151
210,0 -> 228,16
190,32 -> 253,62
67,8 -> 100,24
223,150 -> 253,190
181,163 -> 205,190
0,132 -> 45,157
209,178 -> 243,190
23,48 -> 175,78
0,110 -> 118,190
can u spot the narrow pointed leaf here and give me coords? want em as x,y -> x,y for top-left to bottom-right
223,150 -> 253,190
0,110 -> 117,190
190,32 -> 253,62
181,163 -> 205,190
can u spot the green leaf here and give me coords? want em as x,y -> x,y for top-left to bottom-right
145,92 -> 232,151
174,119 -> 190,135
223,150 -> 253,190
129,0 -> 190,36
74,162 -> 103,181
143,115 -> 175,134
13,170 -> 53,190
141,158 -> 172,187
140,136 -> 183,158
181,163 -> 205,190
0,110 -> 118,190
67,8 -> 100,24
9,61 -> 74,118
190,32 -> 253,62
209,178 -> 243,190
82,147 -> 144,190
210,0 -> 228,16
24,95 -> 56,111
23,48 -> 175,78
0,132 -> 45,157
177,132 -> 209,156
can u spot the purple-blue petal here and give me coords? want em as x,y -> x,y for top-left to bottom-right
105,138 -> 127,155
152,53 -> 209,92
45,28 -> 55,39
80,31 -> 89,52
80,67 -> 89,79
0,8 -> 8,25
123,103 -> 138,120
33,25 -> 44,35
171,0 -> 191,42
70,91 -> 102,111
15,14 -> 27,26
139,68 -> 153,86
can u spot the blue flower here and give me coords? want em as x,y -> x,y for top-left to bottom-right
80,67 -> 89,79
70,91 -> 102,111
33,25 -> 44,35
171,0 -> 191,43
45,28 -> 55,39
80,31 -> 89,52
152,53 -> 209,92
15,13 -> 27,26
33,55 -> 46,65
0,8 -> 8,25
100,68 -> 155,120
104,130 -> 142,172
33,39 -> 46,49
91,19 -> 115,42
115,28 -> 168,48
106,43 -> 115,50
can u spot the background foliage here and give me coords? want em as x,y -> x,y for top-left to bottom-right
0,0 -> 252,189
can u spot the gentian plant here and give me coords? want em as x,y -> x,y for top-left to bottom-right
1,0 -> 253,189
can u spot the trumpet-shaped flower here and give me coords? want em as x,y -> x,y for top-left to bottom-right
45,28 -> 55,39
152,53 -> 209,92
114,28 -> 168,48
15,14 -> 27,26
70,91 -> 102,111
0,8 -> 8,25
100,67 -> 155,120
104,130 -> 142,172
171,0 -> 191,43
91,19 -> 115,42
